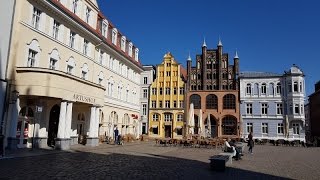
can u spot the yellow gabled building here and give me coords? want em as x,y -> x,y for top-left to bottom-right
149,52 -> 187,139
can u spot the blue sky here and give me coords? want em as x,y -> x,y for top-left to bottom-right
97,0 -> 320,97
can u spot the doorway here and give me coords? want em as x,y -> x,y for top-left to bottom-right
17,107 -> 34,148
165,125 -> 172,138
142,123 -> 146,134
210,120 -> 217,138
47,105 -> 60,147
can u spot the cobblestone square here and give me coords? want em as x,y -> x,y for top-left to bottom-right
1,142 -> 320,180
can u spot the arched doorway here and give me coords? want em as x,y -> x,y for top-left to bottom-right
205,115 -> 217,138
194,114 -> 199,134
47,105 -> 60,147
17,107 -> 34,148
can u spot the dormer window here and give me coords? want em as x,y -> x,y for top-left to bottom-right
85,7 -> 91,24
72,0 -> 78,14
135,48 -> 139,61
112,28 -> 118,45
101,21 -> 108,37
128,42 -> 133,57
121,36 -> 126,52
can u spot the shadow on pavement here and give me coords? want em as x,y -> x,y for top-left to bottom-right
0,147 -> 290,180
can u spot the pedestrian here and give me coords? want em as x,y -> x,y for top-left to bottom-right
114,127 -> 119,145
248,132 -> 254,154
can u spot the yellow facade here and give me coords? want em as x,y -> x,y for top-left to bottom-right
149,53 -> 186,139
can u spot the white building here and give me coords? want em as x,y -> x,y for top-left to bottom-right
139,65 -> 156,136
3,0 -> 143,150
239,65 -> 305,142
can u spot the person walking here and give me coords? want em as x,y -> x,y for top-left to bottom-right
248,132 -> 254,154
114,127 -> 119,145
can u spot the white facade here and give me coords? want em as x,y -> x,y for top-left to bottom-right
3,0 -> 143,150
139,65 -> 156,136
239,65 -> 306,142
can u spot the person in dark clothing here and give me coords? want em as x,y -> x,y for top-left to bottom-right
114,127 -> 119,145
248,132 -> 254,154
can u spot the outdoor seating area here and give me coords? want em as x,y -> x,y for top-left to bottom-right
250,139 -> 307,147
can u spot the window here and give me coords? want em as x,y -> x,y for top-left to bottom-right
190,94 -> 201,109
293,82 -> 298,92
101,21 -> 108,37
52,20 -> 60,40
67,65 -> 73,74
151,101 -> 156,108
223,94 -> 236,109
173,88 -> 177,95
142,104 -> 147,115
99,50 -> 104,64
143,89 -> 148,98
294,104 -> 300,114
159,101 -> 162,108
165,88 -> 170,95
179,87 -> 184,95
32,7 -> 41,29
262,123 -> 268,134
269,83 -> 274,95
246,123 -> 253,133
276,83 -> 281,94
152,127 -> 158,134
152,114 -> 159,121
83,39 -> 89,55
300,82 -> 303,93
164,114 -> 172,121
177,114 -> 183,121
69,31 -> 76,48
152,88 -> 156,95
128,42 -> 133,57
177,128 -> 182,135
293,123 -> 300,134
261,83 -> 266,94
49,58 -> 57,70
81,64 -> 88,80
81,71 -> 87,79
254,83 -> 259,95
277,103 -> 283,115
261,103 -> 268,115
173,101 -> 177,108
246,103 -> 252,115
72,0 -> 78,14
246,84 -> 251,95
27,50 -> 36,67
166,63 -> 171,67
143,77 -> 148,84
166,71 -> 171,76
289,104 -> 293,114
277,123 -> 284,134
165,100 -> 170,108
159,88 -> 163,95
121,37 -> 126,52
222,116 -> 237,135
178,101 -> 183,108
98,77 -> 103,85
288,83 -> 292,93
206,94 -> 218,109
85,7 -> 91,23
112,28 -> 117,45
135,48 -> 139,61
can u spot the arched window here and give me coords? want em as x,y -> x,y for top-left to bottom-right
261,83 -> 266,94
48,49 -> 60,70
206,94 -> 218,109
66,57 -> 75,75
254,83 -> 259,95
222,115 -> 237,135
124,113 -> 130,125
81,63 -> 89,80
112,28 -> 118,45
111,111 -> 118,124
223,94 -> 236,109
26,39 -> 41,67
190,94 -> 201,109
152,113 -> 160,121
246,84 -> 251,95
98,71 -> 104,85
269,83 -> 274,95
276,82 -> 281,94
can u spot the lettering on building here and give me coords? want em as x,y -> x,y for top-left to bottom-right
73,94 -> 96,104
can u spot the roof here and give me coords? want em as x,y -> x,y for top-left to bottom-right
180,66 -> 187,81
239,71 -> 282,78
51,0 -> 143,69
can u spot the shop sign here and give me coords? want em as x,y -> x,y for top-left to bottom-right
73,94 -> 96,104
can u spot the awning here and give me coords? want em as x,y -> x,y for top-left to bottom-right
152,125 -> 158,128
176,126 -> 182,129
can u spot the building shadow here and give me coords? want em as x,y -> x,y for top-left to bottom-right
0,147 -> 291,180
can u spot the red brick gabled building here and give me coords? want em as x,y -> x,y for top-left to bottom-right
186,39 -> 240,138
